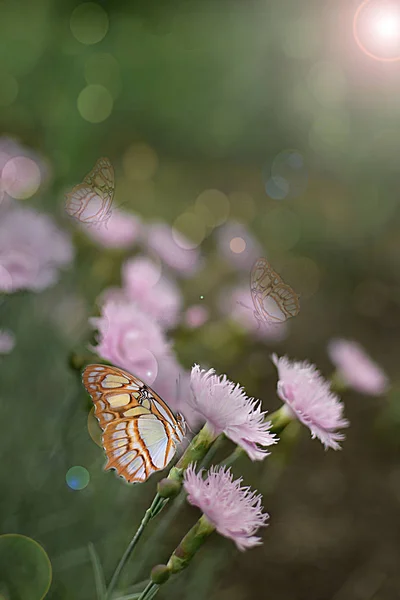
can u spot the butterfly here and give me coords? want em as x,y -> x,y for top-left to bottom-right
82,364 -> 186,483
250,257 -> 300,325
65,158 -> 114,227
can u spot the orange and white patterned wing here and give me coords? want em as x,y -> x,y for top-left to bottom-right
251,258 -> 300,324
82,364 -> 185,483
102,414 -> 179,483
82,364 -> 144,430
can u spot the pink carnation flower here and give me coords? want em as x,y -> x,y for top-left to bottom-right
189,365 -> 277,460
0,329 -> 15,354
184,464 -> 269,551
90,298 -> 170,385
327,338 -> 389,396
81,209 -> 142,249
216,221 -> 263,271
146,222 -> 201,276
121,256 -> 182,329
272,354 -> 349,450
0,206 -> 73,293
218,284 -> 288,342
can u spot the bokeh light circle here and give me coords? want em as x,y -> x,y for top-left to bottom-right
353,0 -> 400,61
77,84 -> 113,123
2,156 -> 41,199
264,150 -> 307,200
87,407 -> 102,447
66,466 -> 90,490
172,214 -> 206,249
195,189 -> 230,227
229,236 -> 246,254
0,534 -> 52,600
70,3 -> 109,45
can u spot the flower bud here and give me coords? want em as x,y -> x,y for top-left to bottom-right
150,564 -> 171,584
157,477 -> 181,499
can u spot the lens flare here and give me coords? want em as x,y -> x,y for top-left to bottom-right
354,0 -> 400,61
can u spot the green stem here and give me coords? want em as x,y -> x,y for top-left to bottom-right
105,495 -> 162,600
130,438 -> 224,583
137,582 -> 159,600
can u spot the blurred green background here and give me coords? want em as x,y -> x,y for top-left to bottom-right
1,0 -> 400,598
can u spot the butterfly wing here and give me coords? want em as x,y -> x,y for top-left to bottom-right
65,184 -> 112,225
82,364 -> 145,430
83,157 -> 114,194
82,364 -> 185,483
250,258 -> 300,324
102,414 -> 178,483
65,158 -> 114,226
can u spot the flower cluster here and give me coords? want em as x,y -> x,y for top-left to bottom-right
0,205 -> 73,293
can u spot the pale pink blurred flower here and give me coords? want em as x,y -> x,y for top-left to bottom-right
184,304 -> 209,329
218,284 -> 288,342
90,298 -> 170,385
272,354 -> 349,450
81,209 -> 142,249
121,256 -> 182,328
0,206 -> 73,293
0,136 -> 49,202
146,222 -> 201,276
0,330 -> 15,354
189,365 -> 277,460
216,221 -> 263,271
327,338 -> 389,396
184,464 -> 269,550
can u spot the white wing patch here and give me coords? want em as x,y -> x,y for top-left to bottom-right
137,414 -> 169,469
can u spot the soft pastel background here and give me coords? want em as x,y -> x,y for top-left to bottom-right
1,0 -> 400,598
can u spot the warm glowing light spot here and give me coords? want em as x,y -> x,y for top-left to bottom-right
77,84 -> 113,123
2,157 -> 41,200
66,466 -> 90,490
123,143 -> 158,181
354,1 -> 400,61
229,236 -> 246,254
70,3 -> 109,45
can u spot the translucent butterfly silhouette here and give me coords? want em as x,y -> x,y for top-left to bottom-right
250,257 -> 300,325
82,364 -> 186,483
65,158 -> 114,227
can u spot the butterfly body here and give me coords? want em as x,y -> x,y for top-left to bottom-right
65,158 -> 114,227
82,364 -> 185,483
250,258 -> 300,324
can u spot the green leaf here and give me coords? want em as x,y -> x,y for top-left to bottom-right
89,542 -> 107,600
